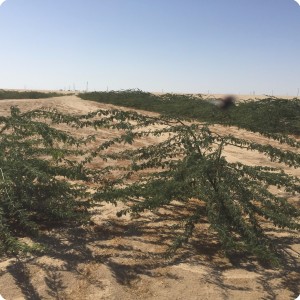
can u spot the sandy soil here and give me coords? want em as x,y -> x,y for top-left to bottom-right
0,95 -> 299,300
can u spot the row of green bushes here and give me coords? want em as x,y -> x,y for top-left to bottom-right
0,90 -> 66,100
79,90 -> 300,136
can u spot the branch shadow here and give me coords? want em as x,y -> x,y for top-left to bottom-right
44,268 -> 67,299
2,200 -> 299,299
6,260 -> 41,300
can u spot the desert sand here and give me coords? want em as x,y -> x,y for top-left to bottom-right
0,94 -> 299,300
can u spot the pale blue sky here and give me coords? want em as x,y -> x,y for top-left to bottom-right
0,0 -> 300,95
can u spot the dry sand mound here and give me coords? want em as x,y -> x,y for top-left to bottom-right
0,95 -> 299,300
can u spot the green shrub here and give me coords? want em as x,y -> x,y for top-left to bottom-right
0,105 -> 147,255
0,90 -> 66,100
93,114 -> 300,265
0,107 -> 95,254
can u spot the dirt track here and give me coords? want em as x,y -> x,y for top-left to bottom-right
0,95 -> 299,300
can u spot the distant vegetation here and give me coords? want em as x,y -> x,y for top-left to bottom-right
0,89 -> 65,100
79,90 -> 300,136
